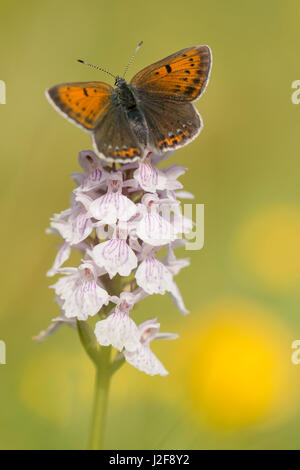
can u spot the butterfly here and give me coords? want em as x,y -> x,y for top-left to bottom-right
46,44 -> 212,163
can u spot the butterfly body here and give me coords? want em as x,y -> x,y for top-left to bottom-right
46,45 -> 212,163
113,77 -> 136,108
111,77 -> 148,149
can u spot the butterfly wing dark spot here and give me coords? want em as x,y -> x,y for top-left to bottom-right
131,45 -> 212,102
184,86 -> 196,96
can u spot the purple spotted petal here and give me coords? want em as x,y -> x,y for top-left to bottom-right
136,213 -> 177,246
95,312 -> 140,352
135,256 -> 173,295
124,344 -> 168,376
90,192 -> 136,223
92,239 -> 137,278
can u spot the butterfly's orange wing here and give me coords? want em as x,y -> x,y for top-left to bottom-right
130,46 -> 211,153
131,46 -> 211,102
46,82 -> 113,130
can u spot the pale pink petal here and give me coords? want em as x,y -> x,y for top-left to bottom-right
68,211 -> 93,244
109,289 -> 147,308
92,239 -> 137,278
49,208 -> 71,237
89,192 -> 136,223
47,242 -> 71,277
128,233 -> 142,252
119,161 -> 139,172
134,162 -> 166,193
162,164 -> 186,181
76,168 -> 107,193
95,312 -> 140,352
163,246 -> 190,276
174,190 -> 195,199
135,256 -> 173,294
164,180 -> 182,191
138,318 -> 178,343
72,172 -> 85,187
124,344 -> 168,376
78,150 -> 104,173
136,213 -> 176,246
154,332 -> 179,341
51,203 -> 93,245
51,265 -> 109,320
138,318 -> 160,337
33,316 -> 76,342
169,281 -> 189,315
74,193 -> 93,211
61,279 -> 108,320
172,213 -> 193,235
51,271 -> 78,300
150,150 -> 176,165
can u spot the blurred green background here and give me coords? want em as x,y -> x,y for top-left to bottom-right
1,0 -> 300,450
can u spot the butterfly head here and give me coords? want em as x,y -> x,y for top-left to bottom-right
115,76 -> 127,87
113,76 -> 136,108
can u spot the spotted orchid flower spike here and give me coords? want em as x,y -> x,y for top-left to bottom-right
36,148 -> 198,372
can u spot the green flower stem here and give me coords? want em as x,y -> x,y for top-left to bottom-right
77,320 -> 100,364
77,313 -> 126,450
89,345 -> 112,450
77,274 -> 127,450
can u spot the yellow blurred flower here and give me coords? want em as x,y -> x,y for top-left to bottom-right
19,299 -> 298,435
234,204 -> 300,290
173,299 -> 297,430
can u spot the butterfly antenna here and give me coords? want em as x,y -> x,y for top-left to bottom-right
77,59 -> 116,79
123,41 -> 143,78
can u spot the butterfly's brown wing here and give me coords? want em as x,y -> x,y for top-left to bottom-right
46,82 -> 113,130
91,104 -> 143,162
131,46 -> 211,102
131,45 -> 211,153
137,97 -> 202,152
